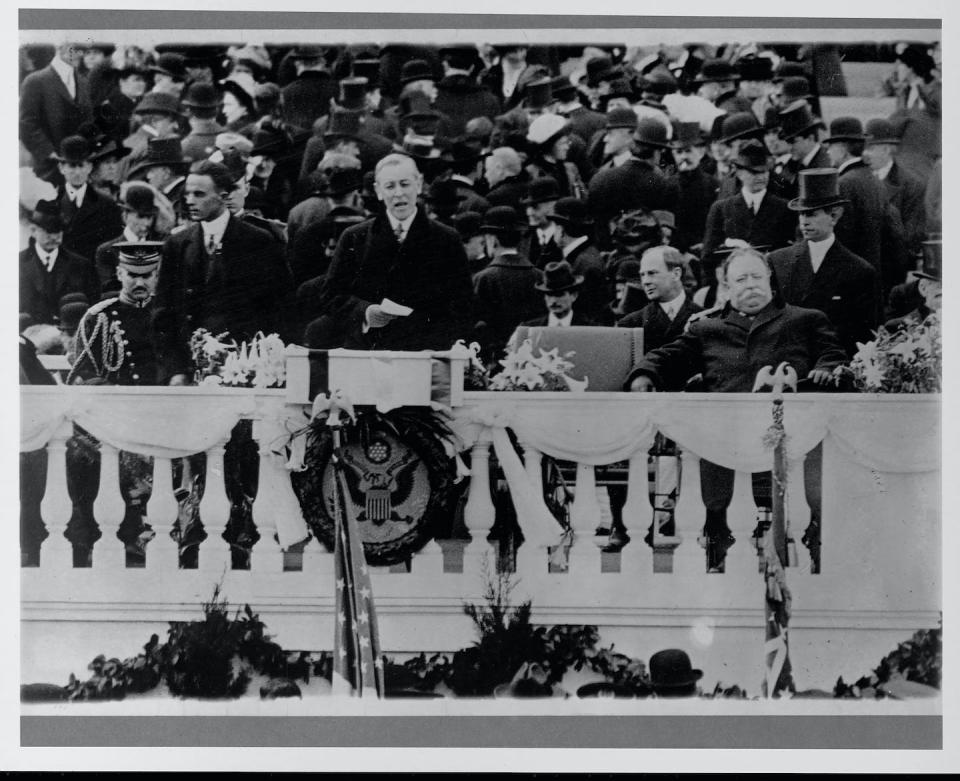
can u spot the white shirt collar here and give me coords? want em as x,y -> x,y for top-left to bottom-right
200,209 -> 231,244
386,209 -> 417,236
801,144 -> 822,167
50,55 -> 74,90
612,149 -> 633,167
548,311 -> 574,327
537,223 -> 556,244
837,156 -> 862,174
807,234 -> 836,273
35,245 -> 59,268
874,160 -> 894,181
659,290 -> 686,317
562,235 -> 589,258
741,188 -> 766,211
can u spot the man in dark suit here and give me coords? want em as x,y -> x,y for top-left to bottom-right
153,160 -> 293,384
319,153 -> 474,350
884,238 -> 940,332
54,135 -> 123,263
552,76 -> 605,144
667,122 -> 717,255
701,140 -> 796,266
774,101 -> 830,200
19,41 -> 92,179
547,197 -> 610,325
520,176 -> 562,269
767,168 -> 879,357
434,46 -> 501,136
20,200 -> 98,326
484,146 -> 531,210
443,137 -> 491,215
281,45 -> 337,131
519,260 -> 596,328
94,182 -> 163,296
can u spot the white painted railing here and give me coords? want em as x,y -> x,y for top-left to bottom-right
20,386 -> 940,693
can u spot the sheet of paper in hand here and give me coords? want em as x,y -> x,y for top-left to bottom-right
380,298 -> 413,317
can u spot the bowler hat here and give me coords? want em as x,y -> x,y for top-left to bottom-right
779,76 -> 812,105
787,168 -> 850,212
452,210 -> 483,241
251,126 -> 309,161
336,77 -> 368,111
133,91 -> 183,117
612,280 -> 648,317
640,66 -> 679,96
634,117 -> 670,149
149,52 -> 188,81
648,649 -> 703,691
670,121 -> 707,148
321,167 -> 363,197
822,116 -> 867,144
914,238 -> 941,281
289,44 -> 326,60
772,60 -> 808,83
479,205 -> 526,234
323,109 -> 364,142
89,136 -> 131,163
693,58 -> 739,84
605,107 -> 639,131
546,196 -> 593,232
523,77 -> 554,110
439,45 -> 479,72
550,75 -> 578,103
29,200 -> 64,233
864,118 -> 902,146
776,102 -> 824,141
115,240 -> 164,269
526,113 -> 569,148
126,137 -> 189,179
732,139 -> 774,172
521,176 -> 561,205
717,111 -> 764,144
86,42 -> 116,57
535,260 -> 584,293
181,82 -> 220,109
737,56 -> 774,82
400,59 -> 435,86
121,182 -> 159,216
53,135 -> 92,164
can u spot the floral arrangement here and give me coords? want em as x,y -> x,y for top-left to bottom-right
189,328 -> 286,388
849,312 -> 941,393
488,339 -> 587,392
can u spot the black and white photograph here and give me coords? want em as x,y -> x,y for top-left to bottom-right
11,1 -> 951,771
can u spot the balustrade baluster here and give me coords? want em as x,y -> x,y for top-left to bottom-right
198,440 -> 232,576
463,438 -> 495,573
92,442 -> 127,571
250,421 -> 285,573
145,456 -> 182,571
727,468 -> 762,577
672,451 -> 704,576
568,462 -> 602,574
620,453 -> 654,575
38,425 -> 73,570
515,441 -> 546,575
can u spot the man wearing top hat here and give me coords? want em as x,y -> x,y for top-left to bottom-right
281,44 -> 337,132
472,206 -> 544,360
434,45 -> 501,136
547,197 -> 610,325
666,121 -> 718,255
180,82 -> 225,162
774,101 -> 830,201
519,260 -> 595,328
521,176 -> 563,270
884,238 -> 940,332
54,135 -> 123,263
767,168 -> 879,357
95,182 -> 163,296
702,140 -> 796,268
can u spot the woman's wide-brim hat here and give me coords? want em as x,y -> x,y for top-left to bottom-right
787,168 -> 850,212
535,260 -> 585,293
648,648 -> 703,690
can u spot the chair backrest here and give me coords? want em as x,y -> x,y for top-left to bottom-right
510,326 -> 644,391
39,354 -> 71,385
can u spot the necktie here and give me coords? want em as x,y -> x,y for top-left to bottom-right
394,223 -> 405,244
206,232 -> 218,255
664,305 -> 674,321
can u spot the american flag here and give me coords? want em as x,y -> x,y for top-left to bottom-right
331,451 -> 385,697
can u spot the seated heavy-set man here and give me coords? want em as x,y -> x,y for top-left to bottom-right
626,247 -> 847,571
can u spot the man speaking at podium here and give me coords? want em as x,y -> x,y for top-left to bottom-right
319,153 -> 474,351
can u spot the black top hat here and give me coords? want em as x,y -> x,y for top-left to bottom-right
400,59 -> 435,86
439,45 -> 479,72
121,182 -> 159,215
605,107 -> 639,131
717,111 -> 764,144
352,58 -> 381,87
822,116 -> 867,144
452,210 -> 483,240
535,260 -> 584,293
772,60 -> 808,83
915,238 -> 942,281
780,76 -> 812,105
53,135 -> 93,164
732,139 -> 774,172
546,196 -> 593,233
640,66 -> 679,96
693,58 -> 739,84
777,102 -> 824,141
523,77 -> 554,110
551,75 -> 578,103
584,55 -> 614,87
29,200 -> 65,233
648,649 -> 703,691
337,77 -> 368,110
788,168 -> 850,212
323,109 -> 364,142
522,176 -> 561,206
89,135 -> 131,163
634,117 -> 670,149
220,79 -> 257,118
133,91 -> 183,117
670,120 -> 707,148
479,205 -> 526,234
182,82 -> 220,109
115,240 -> 164,269
126,137 -> 189,179
864,118 -> 902,146
149,52 -> 188,81
321,166 -> 363,197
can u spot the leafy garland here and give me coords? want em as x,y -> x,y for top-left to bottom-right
834,621 -> 941,699
850,312 -> 941,393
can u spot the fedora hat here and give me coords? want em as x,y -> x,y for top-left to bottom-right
732,139 -> 774,172
639,65 -> 679,96
323,109 -> 364,143
648,649 -> 703,692
336,77 -> 368,111
29,200 -> 65,233
634,117 -> 670,149
521,176 -> 561,206
717,111 -> 764,144
527,113 -> 570,148
772,60 -> 808,83
251,126 -> 310,161
53,135 -> 93,164
523,77 -> 554,110
149,52 -> 187,81
321,167 -> 363,197
399,58 -> 435,86
693,58 -> 739,84
126,137 -> 189,180
788,168 -> 850,212
914,237 -> 941,281
546,196 -> 593,231
550,75 -> 578,103
452,210 -> 483,241
822,116 -> 867,144
612,280 -> 648,317
605,107 -> 639,131
779,75 -> 812,105
777,102 -> 824,141
535,260 -> 584,293
864,118 -> 902,146
133,91 -> 183,117
479,205 -> 526,234
115,240 -> 164,270
120,182 -> 159,216
737,56 -> 774,82
670,121 -> 707,149
181,81 -> 220,109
